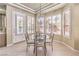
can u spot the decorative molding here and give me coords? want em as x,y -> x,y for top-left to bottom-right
36,3 -> 59,12
15,3 -> 35,12
35,3 -> 56,12
8,3 -> 66,14
41,4 -> 67,14
8,3 -> 35,14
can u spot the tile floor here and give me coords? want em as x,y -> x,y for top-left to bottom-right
0,40 -> 79,56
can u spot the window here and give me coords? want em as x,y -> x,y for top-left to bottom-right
0,14 -> 5,32
31,17 -> 35,33
52,14 -> 61,35
37,16 -> 44,33
27,16 -> 35,40
27,16 -> 35,34
16,14 -> 24,35
46,16 -> 52,34
63,9 -> 71,38
46,16 -> 52,39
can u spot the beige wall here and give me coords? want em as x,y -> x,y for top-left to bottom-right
71,4 -> 79,50
6,5 -> 35,46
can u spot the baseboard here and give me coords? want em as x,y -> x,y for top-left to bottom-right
13,40 -> 26,44
7,43 -> 13,47
54,40 -> 79,53
7,40 -> 26,47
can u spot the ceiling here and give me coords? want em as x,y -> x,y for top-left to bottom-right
8,3 -> 65,14
21,3 -> 54,11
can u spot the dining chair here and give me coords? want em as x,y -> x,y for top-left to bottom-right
46,33 -> 54,51
34,33 -> 47,56
25,33 -> 35,52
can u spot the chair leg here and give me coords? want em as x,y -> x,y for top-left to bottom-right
33,45 -> 35,53
51,42 -> 53,52
43,46 -> 47,56
44,47 -> 47,56
33,44 -> 37,56
46,46 -> 47,54
36,46 -> 37,56
43,43 -> 47,56
26,45 -> 28,52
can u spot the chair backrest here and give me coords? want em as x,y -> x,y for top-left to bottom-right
35,32 -> 40,40
35,33 -> 46,43
40,34 -> 46,40
25,33 -> 29,42
45,34 -> 51,41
